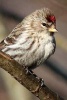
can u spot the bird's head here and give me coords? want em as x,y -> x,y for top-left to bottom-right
23,8 -> 57,36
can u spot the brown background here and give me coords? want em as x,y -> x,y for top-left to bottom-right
0,0 -> 67,100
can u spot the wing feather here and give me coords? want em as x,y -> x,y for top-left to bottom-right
0,21 -> 25,50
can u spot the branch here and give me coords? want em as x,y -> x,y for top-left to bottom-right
0,51 -> 61,100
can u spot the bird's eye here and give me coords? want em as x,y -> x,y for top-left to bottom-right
42,23 -> 47,26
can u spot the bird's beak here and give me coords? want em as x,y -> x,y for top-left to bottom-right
48,24 -> 58,33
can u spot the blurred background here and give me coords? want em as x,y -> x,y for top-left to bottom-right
0,0 -> 67,100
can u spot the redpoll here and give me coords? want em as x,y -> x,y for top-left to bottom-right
0,8 -> 57,68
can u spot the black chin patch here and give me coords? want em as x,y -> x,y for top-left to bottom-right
50,32 -> 54,36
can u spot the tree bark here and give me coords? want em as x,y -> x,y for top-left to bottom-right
0,51 -> 61,100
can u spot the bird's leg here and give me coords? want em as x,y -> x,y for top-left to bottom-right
24,67 -> 34,75
24,67 -> 44,87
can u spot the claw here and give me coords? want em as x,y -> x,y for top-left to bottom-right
40,78 -> 44,86
36,77 -> 44,87
24,67 -> 44,87
25,67 -> 34,75
25,68 -> 29,74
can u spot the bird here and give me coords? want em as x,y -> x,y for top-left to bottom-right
0,8 -> 57,69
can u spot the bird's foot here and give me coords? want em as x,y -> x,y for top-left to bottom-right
24,67 -> 34,75
36,77 -> 44,87
24,67 -> 44,87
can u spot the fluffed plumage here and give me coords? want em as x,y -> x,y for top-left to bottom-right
0,8 -> 57,68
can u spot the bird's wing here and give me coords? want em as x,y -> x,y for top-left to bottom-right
0,21 -> 24,50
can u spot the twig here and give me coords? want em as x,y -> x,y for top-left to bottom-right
0,51 -> 61,100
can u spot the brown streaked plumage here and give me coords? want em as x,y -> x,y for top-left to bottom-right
0,8 -> 57,68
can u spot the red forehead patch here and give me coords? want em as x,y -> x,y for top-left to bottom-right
46,15 -> 56,23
